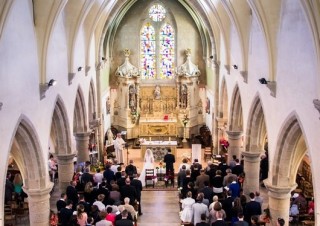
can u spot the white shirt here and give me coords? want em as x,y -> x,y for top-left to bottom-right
94,173 -> 104,184
92,201 -> 105,211
95,220 -> 113,226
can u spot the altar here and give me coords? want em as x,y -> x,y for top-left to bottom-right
140,141 -> 177,161
139,118 -> 177,137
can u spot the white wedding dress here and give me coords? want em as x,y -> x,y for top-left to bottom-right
139,149 -> 156,187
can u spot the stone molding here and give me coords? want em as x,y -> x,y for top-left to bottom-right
264,181 -> 297,200
241,151 -> 261,163
266,81 -> 277,97
74,131 -> 91,139
313,99 -> 320,119
240,70 -> 248,83
68,72 -> 76,85
226,130 -> 243,140
56,153 -> 76,164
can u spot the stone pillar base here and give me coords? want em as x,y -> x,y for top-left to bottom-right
23,184 -> 53,226
265,181 -> 296,226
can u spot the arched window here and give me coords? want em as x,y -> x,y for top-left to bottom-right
140,4 -> 175,80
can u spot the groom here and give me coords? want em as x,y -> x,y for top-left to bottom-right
164,148 -> 175,175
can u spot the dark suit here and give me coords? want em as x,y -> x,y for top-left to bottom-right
234,220 -> 249,226
115,218 -> 134,226
120,184 -> 137,205
115,213 -> 133,221
81,172 -> 94,185
244,201 -> 262,225
131,178 -> 143,214
164,152 -> 175,174
232,164 -> 244,176
56,199 -> 66,212
200,186 -> 214,202
212,220 -> 227,226
196,222 -> 210,226
222,196 -> 235,221
66,185 -> 78,210
59,207 -> 73,226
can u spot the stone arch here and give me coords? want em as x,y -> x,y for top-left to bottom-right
271,112 -> 307,187
219,77 -> 229,119
50,96 -> 72,155
229,84 -> 243,131
265,112 -> 309,225
7,115 -> 52,225
88,79 -> 97,122
245,94 -> 267,151
73,86 -> 88,133
242,94 -> 268,195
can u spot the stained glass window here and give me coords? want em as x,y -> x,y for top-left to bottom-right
141,5 -> 175,80
149,4 -> 166,22
140,23 -> 156,79
159,23 -> 174,79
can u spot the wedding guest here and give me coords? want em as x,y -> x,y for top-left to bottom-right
180,191 -> 195,223
76,204 -> 88,226
178,158 -> 191,172
196,213 -> 210,226
94,168 -> 104,185
234,212 -> 249,226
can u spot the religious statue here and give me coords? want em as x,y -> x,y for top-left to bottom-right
154,85 -> 161,100
129,85 -> 136,113
106,97 -> 111,114
106,128 -> 114,145
180,84 -> 188,109
206,97 -> 210,114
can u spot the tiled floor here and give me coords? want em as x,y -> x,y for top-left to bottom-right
137,190 -> 181,226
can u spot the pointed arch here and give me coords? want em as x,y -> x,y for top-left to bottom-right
8,115 -> 49,190
245,94 -> 267,151
271,112 -> 308,187
73,86 -> 88,133
218,76 -> 229,119
88,79 -> 97,122
50,96 -> 72,154
229,84 -> 243,131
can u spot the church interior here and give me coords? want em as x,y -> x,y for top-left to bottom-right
1,0 -> 320,225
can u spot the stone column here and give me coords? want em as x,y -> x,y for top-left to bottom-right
242,151 -> 261,195
23,185 -> 53,226
74,132 -> 91,163
225,130 -> 243,163
265,182 -> 296,226
215,118 -> 227,154
56,153 -> 76,192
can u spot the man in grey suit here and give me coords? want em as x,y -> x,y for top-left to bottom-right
192,193 -> 209,225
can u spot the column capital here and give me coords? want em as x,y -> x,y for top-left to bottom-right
56,153 -> 76,163
74,131 -> 91,138
264,181 -> 297,200
23,183 -> 53,198
242,151 -> 261,162
226,130 -> 243,139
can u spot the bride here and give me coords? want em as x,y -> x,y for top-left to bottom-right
139,149 -> 156,187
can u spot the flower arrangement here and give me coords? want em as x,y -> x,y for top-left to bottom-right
182,114 -> 189,126
220,138 -> 229,151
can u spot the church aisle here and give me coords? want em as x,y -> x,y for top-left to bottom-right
137,190 -> 181,226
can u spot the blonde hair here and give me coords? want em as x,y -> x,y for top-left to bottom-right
84,182 -> 93,193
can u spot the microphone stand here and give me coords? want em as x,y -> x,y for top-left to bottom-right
125,143 -> 129,166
